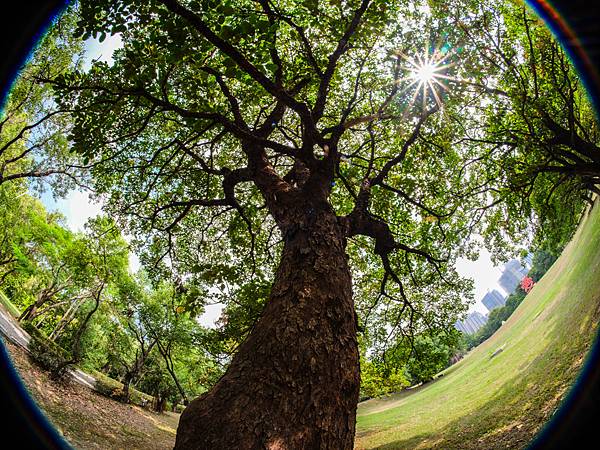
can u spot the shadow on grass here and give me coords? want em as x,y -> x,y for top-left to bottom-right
363,294 -> 600,450
372,373 -> 553,450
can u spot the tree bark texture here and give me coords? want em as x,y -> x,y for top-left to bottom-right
175,210 -> 360,449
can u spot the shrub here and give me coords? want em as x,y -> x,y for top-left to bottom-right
23,322 -> 72,381
360,358 -> 410,399
174,403 -> 185,413
91,370 -> 155,407
92,375 -> 124,400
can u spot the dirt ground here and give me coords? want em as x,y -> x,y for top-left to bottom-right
3,339 -> 179,450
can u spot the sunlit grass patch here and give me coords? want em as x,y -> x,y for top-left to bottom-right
356,204 -> 600,449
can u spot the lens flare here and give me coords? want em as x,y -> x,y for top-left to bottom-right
395,43 -> 456,112
412,62 -> 439,83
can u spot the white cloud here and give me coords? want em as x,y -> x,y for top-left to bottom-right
456,247 -> 505,315
48,189 -> 103,233
83,34 -> 123,70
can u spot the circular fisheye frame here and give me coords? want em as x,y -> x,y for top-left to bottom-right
1,1 -> 600,449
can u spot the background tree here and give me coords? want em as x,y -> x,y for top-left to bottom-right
0,6 -> 85,192
13,214 -> 91,325
447,0 -> 600,254
107,273 -> 161,404
527,249 -> 558,281
0,158 -> 219,403
404,332 -> 460,384
96,273 -> 218,405
0,187 -> 49,286
52,217 -> 130,371
136,352 -> 180,412
359,354 -> 410,400
0,5 -> 86,310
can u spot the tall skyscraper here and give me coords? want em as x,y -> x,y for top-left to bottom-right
455,311 -> 488,335
481,289 -> 506,312
506,259 -> 528,277
498,259 -> 528,294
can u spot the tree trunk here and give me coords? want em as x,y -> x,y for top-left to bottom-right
121,372 -> 133,404
156,340 -> 189,405
19,282 -> 66,324
121,338 -> 157,403
49,296 -> 85,341
19,292 -> 49,322
154,394 -> 167,413
175,210 -> 360,449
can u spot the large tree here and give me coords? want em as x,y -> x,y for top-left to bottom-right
50,0 -> 554,447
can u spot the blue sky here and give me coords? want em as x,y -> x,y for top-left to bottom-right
82,34 -> 123,70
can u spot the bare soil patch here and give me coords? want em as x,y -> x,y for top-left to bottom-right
3,339 -> 178,450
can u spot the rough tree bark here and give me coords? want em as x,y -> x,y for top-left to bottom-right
175,208 -> 360,449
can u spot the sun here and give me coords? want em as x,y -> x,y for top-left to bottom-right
396,43 -> 456,111
412,62 -> 440,83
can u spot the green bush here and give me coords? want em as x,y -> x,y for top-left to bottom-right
23,322 -> 72,381
174,403 -> 185,413
91,370 -> 155,407
360,358 -> 410,400
92,372 -> 125,399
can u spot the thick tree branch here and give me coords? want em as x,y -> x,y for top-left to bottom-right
158,0 -> 310,118
312,0 -> 371,121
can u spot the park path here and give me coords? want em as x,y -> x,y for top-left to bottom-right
0,303 -> 97,390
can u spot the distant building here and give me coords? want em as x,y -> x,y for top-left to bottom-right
498,269 -> 520,293
506,259 -> 528,277
482,289 -> 506,312
455,311 -> 488,335
498,259 -> 528,294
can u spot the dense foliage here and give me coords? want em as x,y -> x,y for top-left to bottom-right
39,0 -> 595,369
360,325 -> 462,398
0,187 -> 219,409
0,6 -> 85,194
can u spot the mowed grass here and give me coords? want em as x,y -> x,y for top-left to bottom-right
0,289 -> 21,317
355,203 -> 600,450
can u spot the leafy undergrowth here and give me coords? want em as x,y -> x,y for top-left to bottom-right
356,202 -> 600,449
4,340 -> 179,450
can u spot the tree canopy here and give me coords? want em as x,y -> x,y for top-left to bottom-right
0,7 -> 85,194
55,0 -> 498,353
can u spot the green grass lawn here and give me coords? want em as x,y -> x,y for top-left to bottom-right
0,289 -> 21,317
355,203 -> 600,449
